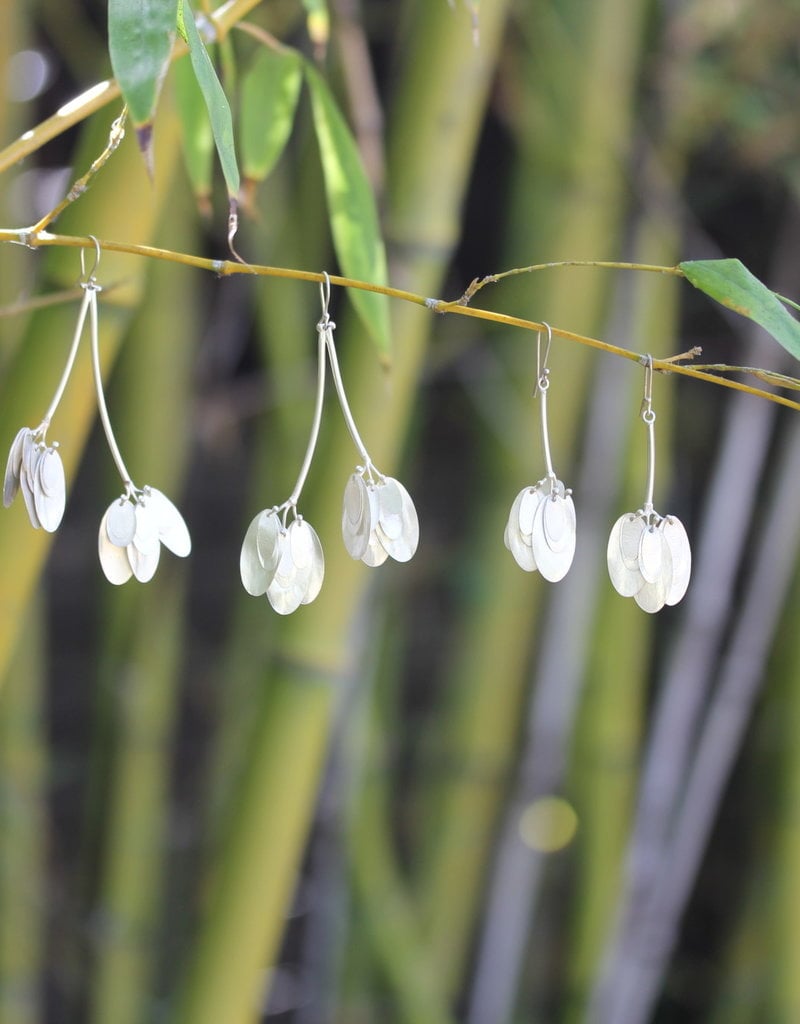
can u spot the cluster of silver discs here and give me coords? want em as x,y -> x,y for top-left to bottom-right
342,469 -> 419,566
3,259 -> 191,585
240,274 -> 419,615
607,509 -> 691,612
4,426 -> 66,533
98,488 -> 191,585
505,475 -> 576,582
240,509 -> 324,615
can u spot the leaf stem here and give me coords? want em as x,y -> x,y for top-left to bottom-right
1,229 -> 798,412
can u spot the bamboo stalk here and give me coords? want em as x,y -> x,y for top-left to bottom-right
174,3 -> 513,1020
88,173 -> 196,1024
465,1 -> 652,1019
0,598 -> 46,1024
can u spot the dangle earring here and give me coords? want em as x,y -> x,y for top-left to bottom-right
504,323 -> 576,582
322,274 -> 419,567
85,243 -> 191,585
239,282 -> 327,614
0,243 -> 101,532
607,355 -> 691,612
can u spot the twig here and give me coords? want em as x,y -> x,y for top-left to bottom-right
0,229 -> 798,412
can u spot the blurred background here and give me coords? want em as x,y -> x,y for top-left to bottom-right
1,0 -> 800,1022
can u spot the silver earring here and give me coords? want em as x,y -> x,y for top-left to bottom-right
607,354 -> 691,612
504,323 -> 577,582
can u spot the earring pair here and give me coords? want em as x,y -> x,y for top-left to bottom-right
505,337 -> 691,612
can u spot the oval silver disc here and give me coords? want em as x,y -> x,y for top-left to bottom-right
377,478 -> 404,540
302,525 -> 325,605
106,500 -> 137,547
240,512 -> 269,596
289,519 -> 314,570
532,494 -> 575,582
607,514 -> 645,597
518,486 -> 542,537
4,427 -> 29,507
255,510 -> 280,573
619,515 -> 646,571
133,500 -> 160,555
98,511 -> 133,585
543,495 -> 568,549
148,488 -> 191,558
662,516 -> 691,606
639,526 -> 663,585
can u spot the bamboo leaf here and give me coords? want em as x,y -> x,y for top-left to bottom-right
305,64 -> 390,358
108,0 -> 177,164
173,53 -> 215,216
181,0 -> 240,197
240,48 -> 302,186
681,258 -> 800,361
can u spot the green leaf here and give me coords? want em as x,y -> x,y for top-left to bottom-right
681,258 -> 800,362
173,53 -> 215,216
240,48 -> 302,185
108,0 -> 178,163
305,64 -> 390,358
181,0 -> 240,197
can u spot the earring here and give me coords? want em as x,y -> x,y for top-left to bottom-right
607,355 -> 691,612
321,274 -> 419,567
0,242 -> 102,532
504,323 -> 576,582
239,279 -> 327,614
84,241 -> 191,585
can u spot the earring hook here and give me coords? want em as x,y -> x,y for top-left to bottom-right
534,322 -> 553,396
319,271 -> 331,324
641,353 -> 655,422
80,235 -> 101,285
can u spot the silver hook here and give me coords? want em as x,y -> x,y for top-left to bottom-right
319,271 -> 331,325
80,235 -> 101,286
534,322 -> 552,396
640,353 -> 655,423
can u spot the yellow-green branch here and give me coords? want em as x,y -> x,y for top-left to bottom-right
1,229 -> 797,413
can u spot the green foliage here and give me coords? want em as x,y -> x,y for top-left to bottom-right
681,258 -> 800,361
173,53 -> 215,213
240,47 -> 302,184
179,0 -> 240,197
305,63 -> 391,358
108,0 -> 178,162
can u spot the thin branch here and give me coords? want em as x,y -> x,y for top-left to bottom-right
0,0 -> 263,175
457,260 -> 685,304
1,229 -> 798,412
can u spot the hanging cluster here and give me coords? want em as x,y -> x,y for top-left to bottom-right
505,344 -> 692,613
505,477 -> 577,583
4,427 -> 66,532
2,242 -> 191,584
342,470 -> 419,566
607,511 -> 691,612
240,510 -> 325,615
239,274 -> 419,615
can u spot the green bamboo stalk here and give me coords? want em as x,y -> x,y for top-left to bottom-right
174,4 -> 513,1021
350,687 -> 455,1024
88,173 -> 197,1024
565,209 -> 681,1018
413,0 -> 652,1005
0,598 -> 46,1024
